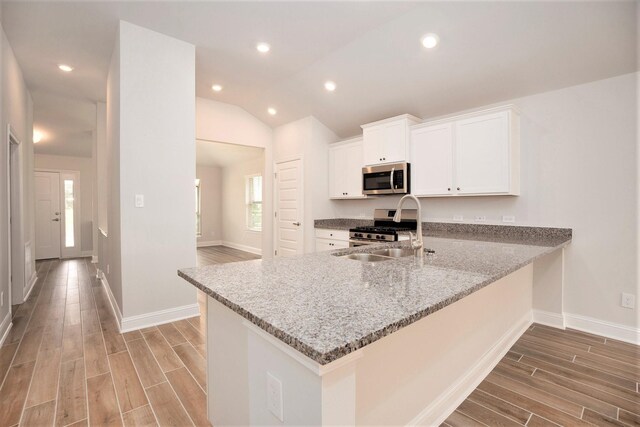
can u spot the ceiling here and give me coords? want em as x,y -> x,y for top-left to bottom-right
2,1 -> 637,156
196,140 -> 264,168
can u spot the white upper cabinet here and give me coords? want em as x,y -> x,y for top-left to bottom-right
411,106 -> 520,197
362,115 -> 421,165
329,138 -> 366,199
410,123 -> 454,196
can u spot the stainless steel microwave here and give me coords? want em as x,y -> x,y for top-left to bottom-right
362,162 -> 410,195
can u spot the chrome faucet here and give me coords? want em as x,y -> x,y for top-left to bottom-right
393,194 -> 424,259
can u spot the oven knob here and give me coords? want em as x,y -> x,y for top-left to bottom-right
375,235 -> 381,239
367,234 -> 372,239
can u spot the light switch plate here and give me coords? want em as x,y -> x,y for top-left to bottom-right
502,215 -> 516,223
135,194 -> 144,208
453,215 -> 464,222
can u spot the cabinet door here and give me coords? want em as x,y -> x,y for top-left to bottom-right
381,122 -> 407,163
455,112 -> 510,194
344,142 -> 364,197
363,126 -> 384,165
411,123 -> 454,196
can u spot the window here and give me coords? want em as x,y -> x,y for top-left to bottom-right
246,174 -> 262,231
195,178 -> 201,236
63,179 -> 75,247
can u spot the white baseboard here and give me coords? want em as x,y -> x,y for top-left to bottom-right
91,255 -> 98,264
197,240 -> 222,248
0,312 -> 13,348
81,250 -> 93,258
532,309 -> 566,329
120,303 -> 200,333
221,240 -> 262,256
409,311 -> 533,426
23,272 -> 38,302
564,313 -> 640,345
98,269 -> 123,328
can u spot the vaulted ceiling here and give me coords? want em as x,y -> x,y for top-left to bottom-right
2,1 -> 637,157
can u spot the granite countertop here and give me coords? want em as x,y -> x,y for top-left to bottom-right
178,225 -> 571,365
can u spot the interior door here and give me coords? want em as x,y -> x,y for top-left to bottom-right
275,159 -> 303,257
35,171 -> 61,259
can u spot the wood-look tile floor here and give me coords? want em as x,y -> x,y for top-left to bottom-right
196,245 -> 260,267
0,258 -> 210,427
443,323 -> 640,427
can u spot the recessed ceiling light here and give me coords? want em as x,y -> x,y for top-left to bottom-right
33,130 -> 43,144
267,107 -> 277,116
421,33 -> 439,49
324,81 -> 336,92
211,84 -> 223,92
256,42 -> 271,53
58,64 -> 74,72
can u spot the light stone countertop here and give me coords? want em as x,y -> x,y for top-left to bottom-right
178,232 -> 571,365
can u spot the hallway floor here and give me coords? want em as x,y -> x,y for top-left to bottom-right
0,258 -> 209,427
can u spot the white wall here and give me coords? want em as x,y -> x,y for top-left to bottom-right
274,116 -> 338,253
196,98 -> 274,257
34,154 -> 94,254
105,21 -> 197,324
332,73 -> 638,329
0,22 -> 35,320
196,164 -> 222,245
221,155 -> 264,253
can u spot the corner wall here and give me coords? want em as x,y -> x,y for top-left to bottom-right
104,21 -> 197,328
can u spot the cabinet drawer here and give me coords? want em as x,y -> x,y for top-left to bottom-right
315,228 -> 349,241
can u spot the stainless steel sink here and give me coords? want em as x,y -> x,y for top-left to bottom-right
343,253 -> 392,263
371,248 -> 416,258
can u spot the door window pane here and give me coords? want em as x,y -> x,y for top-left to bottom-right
246,175 -> 262,231
64,179 -> 75,247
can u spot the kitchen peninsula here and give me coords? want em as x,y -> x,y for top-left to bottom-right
178,223 -> 571,426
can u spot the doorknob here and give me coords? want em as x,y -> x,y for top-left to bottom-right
52,218 -> 60,222
293,222 -> 301,226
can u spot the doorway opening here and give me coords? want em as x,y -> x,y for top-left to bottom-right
7,125 -> 23,308
195,139 -> 264,267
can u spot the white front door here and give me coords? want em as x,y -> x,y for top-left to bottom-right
35,171 -> 61,259
275,159 -> 303,257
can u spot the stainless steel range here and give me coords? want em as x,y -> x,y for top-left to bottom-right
348,209 -> 418,247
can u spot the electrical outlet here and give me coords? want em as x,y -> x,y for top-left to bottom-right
474,215 -> 486,222
135,194 -> 144,208
502,215 -> 516,223
621,293 -> 635,309
267,372 -> 283,421
453,215 -> 464,222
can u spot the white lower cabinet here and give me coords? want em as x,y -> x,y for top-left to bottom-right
410,105 -> 520,197
315,228 -> 349,252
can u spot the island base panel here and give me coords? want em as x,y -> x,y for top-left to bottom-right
206,264 -> 535,426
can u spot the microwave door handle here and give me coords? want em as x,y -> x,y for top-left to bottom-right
390,167 -> 395,193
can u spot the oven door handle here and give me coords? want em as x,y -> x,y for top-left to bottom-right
390,167 -> 395,193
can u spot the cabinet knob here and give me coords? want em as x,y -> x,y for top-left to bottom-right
447,188 -> 451,191
457,187 -> 461,191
